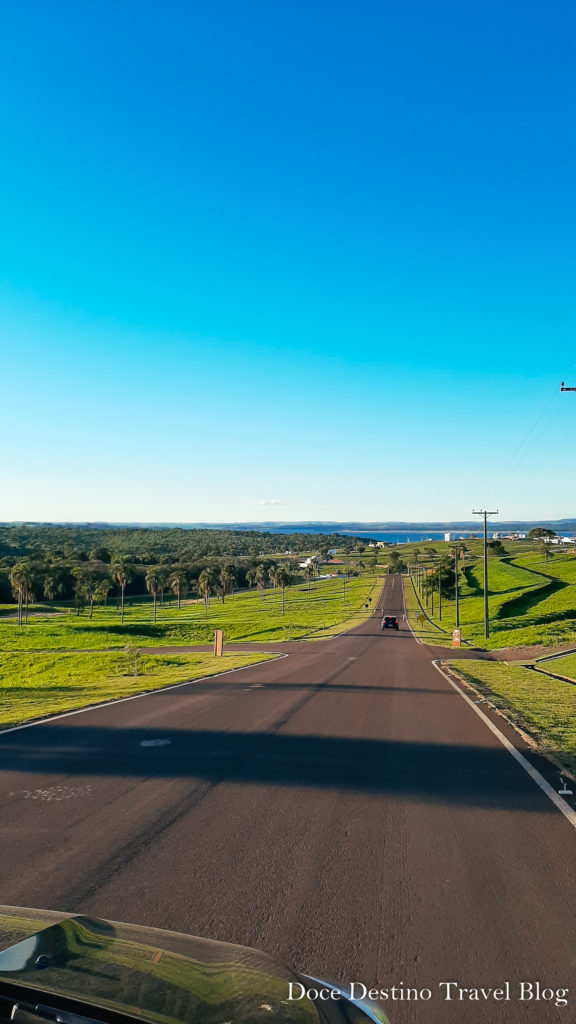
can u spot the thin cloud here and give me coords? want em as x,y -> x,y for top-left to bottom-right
255,498 -> 290,506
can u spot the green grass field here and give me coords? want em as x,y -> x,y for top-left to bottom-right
449,659 -> 576,776
403,545 -> 576,650
0,573 -> 382,728
0,574 -> 382,652
538,652 -> 576,681
0,651 -> 276,728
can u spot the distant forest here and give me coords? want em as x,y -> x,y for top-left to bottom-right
0,524 -> 369,606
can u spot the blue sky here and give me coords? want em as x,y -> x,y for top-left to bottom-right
1,0 -> 575,522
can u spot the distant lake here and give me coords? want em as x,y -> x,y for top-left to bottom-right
342,531 -> 480,544
237,525 -> 483,544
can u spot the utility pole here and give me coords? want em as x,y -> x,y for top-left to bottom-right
438,566 -> 442,621
454,544 -> 460,628
472,509 -> 499,639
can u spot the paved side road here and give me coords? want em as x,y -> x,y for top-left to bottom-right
0,575 -> 574,1024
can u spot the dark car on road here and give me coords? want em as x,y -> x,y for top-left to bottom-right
381,616 -> 399,631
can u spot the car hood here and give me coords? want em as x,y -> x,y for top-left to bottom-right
0,907 -> 387,1024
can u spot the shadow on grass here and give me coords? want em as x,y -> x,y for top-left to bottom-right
492,608 -> 576,633
462,566 -> 482,595
496,580 -> 567,620
87,625 -> 167,639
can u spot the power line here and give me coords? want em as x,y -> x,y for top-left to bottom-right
507,379 -> 576,484
494,388 -> 559,487
494,391 -> 561,487
523,426 -> 573,482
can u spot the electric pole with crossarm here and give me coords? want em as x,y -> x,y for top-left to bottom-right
472,509 -> 499,639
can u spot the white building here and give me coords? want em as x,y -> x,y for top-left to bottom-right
444,532 -> 453,542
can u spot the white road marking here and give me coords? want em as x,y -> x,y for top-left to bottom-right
139,739 -> 171,747
0,654 -> 288,738
432,660 -> 576,831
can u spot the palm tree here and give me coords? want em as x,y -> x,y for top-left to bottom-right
255,564 -> 267,600
170,570 -> 188,611
303,563 -> 314,594
43,572 -> 61,605
274,564 -> 291,614
219,566 -> 236,604
268,563 -> 277,592
112,556 -> 132,625
198,568 -> 212,618
95,579 -> 112,608
10,563 -> 32,627
246,567 -> 257,591
145,567 -> 163,621
84,572 -> 99,619
69,566 -> 86,615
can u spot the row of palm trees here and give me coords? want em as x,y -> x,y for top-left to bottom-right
9,556 -> 299,626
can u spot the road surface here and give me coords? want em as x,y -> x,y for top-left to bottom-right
0,575 -> 574,1023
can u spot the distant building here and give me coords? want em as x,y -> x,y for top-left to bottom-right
444,532 -> 453,542
494,531 -> 527,540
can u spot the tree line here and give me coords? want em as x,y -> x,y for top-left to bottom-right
0,525 -> 351,565
6,553 -> 330,625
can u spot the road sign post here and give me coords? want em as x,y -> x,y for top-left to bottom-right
214,629 -> 223,656
452,628 -> 462,648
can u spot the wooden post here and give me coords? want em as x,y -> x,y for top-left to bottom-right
214,629 -> 223,656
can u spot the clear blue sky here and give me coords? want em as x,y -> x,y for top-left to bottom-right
2,0 -> 575,523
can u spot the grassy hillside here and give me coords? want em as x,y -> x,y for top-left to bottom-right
401,540 -> 576,650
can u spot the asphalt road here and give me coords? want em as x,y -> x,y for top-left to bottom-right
1,575 -> 575,1024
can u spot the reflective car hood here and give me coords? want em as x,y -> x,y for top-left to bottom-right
0,907 -> 386,1024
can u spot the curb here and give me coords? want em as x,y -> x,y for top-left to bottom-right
528,665 -> 576,688
432,659 -> 576,828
